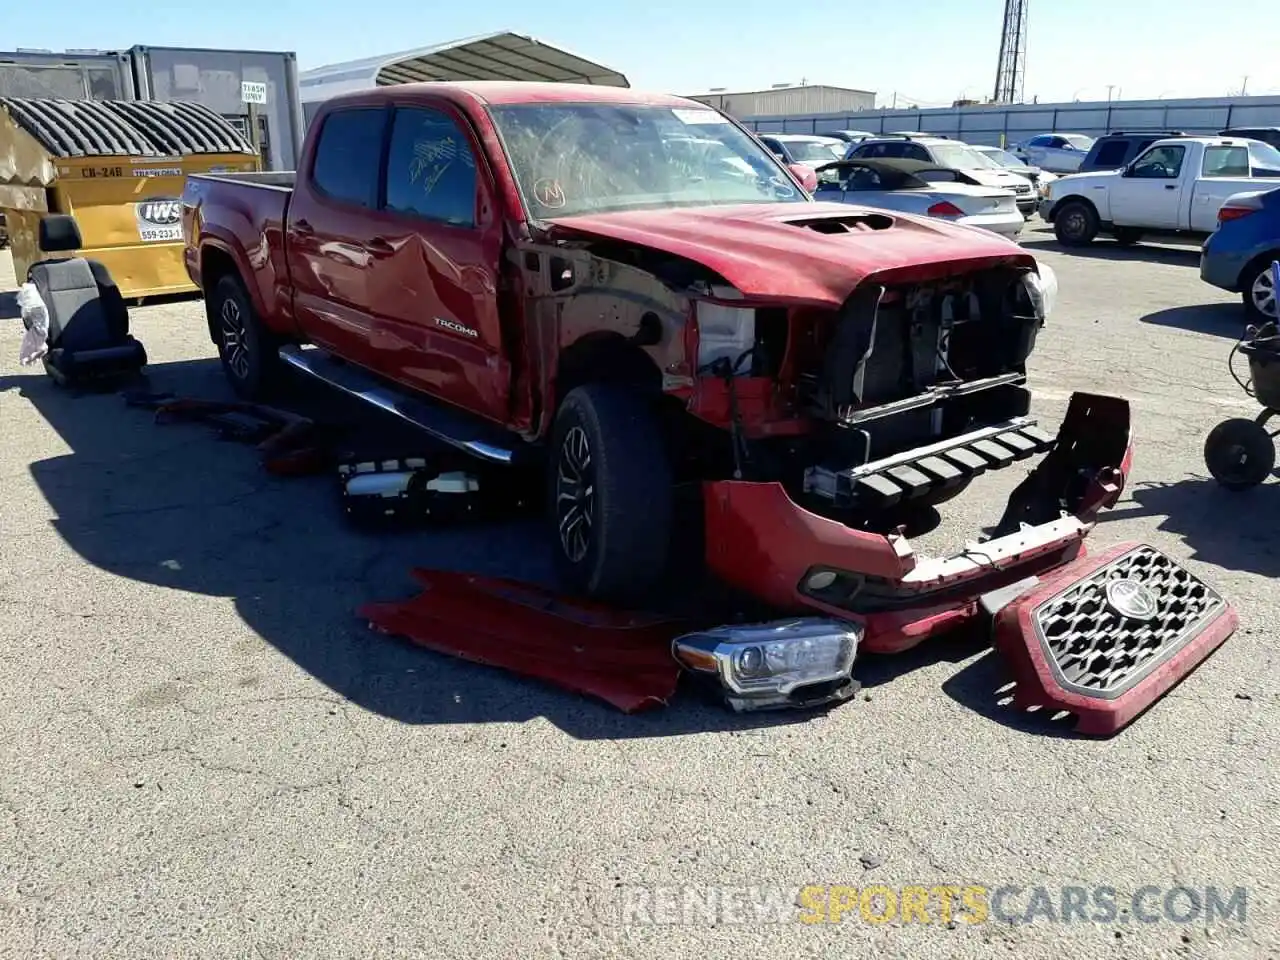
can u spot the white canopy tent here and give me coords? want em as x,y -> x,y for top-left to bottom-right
299,32 -> 629,124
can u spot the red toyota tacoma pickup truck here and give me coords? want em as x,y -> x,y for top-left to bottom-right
182,82 -> 1234,726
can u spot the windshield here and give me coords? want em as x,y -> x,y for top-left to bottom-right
783,139 -> 846,163
488,103 -> 806,217
980,147 -> 1029,169
931,143 -> 1003,170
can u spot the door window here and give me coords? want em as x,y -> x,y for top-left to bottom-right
383,107 -> 479,227
1092,140 -> 1129,167
1201,146 -> 1249,178
1129,145 -> 1185,178
903,143 -> 931,161
310,108 -> 386,207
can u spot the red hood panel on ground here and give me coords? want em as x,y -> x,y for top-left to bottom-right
360,569 -> 685,713
545,202 -> 1033,308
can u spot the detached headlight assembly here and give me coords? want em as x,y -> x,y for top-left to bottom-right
672,618 -> 862,712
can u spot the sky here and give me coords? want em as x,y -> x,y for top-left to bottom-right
7,0 -> 1277,107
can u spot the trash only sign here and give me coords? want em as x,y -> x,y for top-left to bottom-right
241,81 -> 268,104
134,198 -> 184,242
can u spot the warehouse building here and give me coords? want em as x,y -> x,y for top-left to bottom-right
298,32 -> 630,129
686,83 -> 876,120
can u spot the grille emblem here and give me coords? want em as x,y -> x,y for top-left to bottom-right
1105,578 -> 1158,621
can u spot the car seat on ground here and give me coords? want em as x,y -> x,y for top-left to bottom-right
26,214 -> 147,387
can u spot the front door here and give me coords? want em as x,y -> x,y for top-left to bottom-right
363,101 -> 510,425
284,105 -> 388,366
1108,144 -> 1188,230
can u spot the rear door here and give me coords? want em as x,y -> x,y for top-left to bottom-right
1108,144 -> 1188,229
363,99 -> 511,423
285,106 -> 388,365
1019,135 -> 1051,167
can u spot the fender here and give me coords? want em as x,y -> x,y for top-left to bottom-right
195,227 -> 291,335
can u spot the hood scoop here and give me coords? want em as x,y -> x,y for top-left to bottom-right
789,213 -> 894,234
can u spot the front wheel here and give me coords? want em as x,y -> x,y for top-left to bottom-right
1053,200 -> 1099,246
1204,418 -> 1275,490
548,384 -> 674,604
210,274 -> 280,401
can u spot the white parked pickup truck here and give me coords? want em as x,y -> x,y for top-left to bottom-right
1040,136 -> 1280,246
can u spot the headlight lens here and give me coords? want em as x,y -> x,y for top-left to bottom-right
673,618 -> 862,702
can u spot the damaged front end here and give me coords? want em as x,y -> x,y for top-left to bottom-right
664,260 -> 1233,731
512,204 -> 1233,731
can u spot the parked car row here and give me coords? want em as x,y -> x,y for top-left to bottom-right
744,121 -> 1280,323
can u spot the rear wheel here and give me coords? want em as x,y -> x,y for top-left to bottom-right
1204,417 -> 1275,490
1053,200 -> 1099,246
211,274 -> 281,401
548,384 -> 674,604
1240,259 -> 1280,325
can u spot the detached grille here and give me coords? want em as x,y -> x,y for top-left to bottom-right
1033,545 -> 1225,697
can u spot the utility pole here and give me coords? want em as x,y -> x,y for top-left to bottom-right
1105,84 -> 1116,102
1242,76 -> 1249,96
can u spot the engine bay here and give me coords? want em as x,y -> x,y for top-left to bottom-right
686,264 -> 1056,523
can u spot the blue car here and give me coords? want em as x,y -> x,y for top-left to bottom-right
1201,186 -> 1280,322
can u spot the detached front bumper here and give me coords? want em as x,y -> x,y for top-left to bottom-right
682,392 -> 1236,731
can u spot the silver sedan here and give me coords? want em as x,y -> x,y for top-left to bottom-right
814,158 -> 1025,239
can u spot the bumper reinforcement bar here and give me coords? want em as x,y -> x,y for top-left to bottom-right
805,416 -> 1058,507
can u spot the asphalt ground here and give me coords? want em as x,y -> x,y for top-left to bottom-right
1,222 -> 1277,959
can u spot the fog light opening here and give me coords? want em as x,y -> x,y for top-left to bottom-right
799,567 -> 866,606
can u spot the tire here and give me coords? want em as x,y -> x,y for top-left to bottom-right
1204,418 -> 1275,490
1112,228 -> 1143,246
548,384 -> 674,604
1240,258 -> 1280,325
1053,200 -> 1099,246
210,273 -> 280,401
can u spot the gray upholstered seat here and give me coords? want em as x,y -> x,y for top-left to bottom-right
27,214 -> 146,385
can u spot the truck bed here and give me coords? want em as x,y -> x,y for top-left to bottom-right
182,170 -> 296,325
195,170 -> 295,191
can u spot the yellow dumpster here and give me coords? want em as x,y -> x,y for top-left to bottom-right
0,97 -> 260,299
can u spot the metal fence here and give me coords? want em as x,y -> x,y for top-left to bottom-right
743,95 -> 1280,147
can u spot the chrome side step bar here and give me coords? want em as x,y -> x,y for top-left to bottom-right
278,345 -> 519,465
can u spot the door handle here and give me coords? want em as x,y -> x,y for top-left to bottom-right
1164,184 -> 1177,190
293,218 -> 314,236
366,236 -> 395,257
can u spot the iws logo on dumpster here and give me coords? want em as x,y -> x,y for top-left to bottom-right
134,197 -> 183,243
